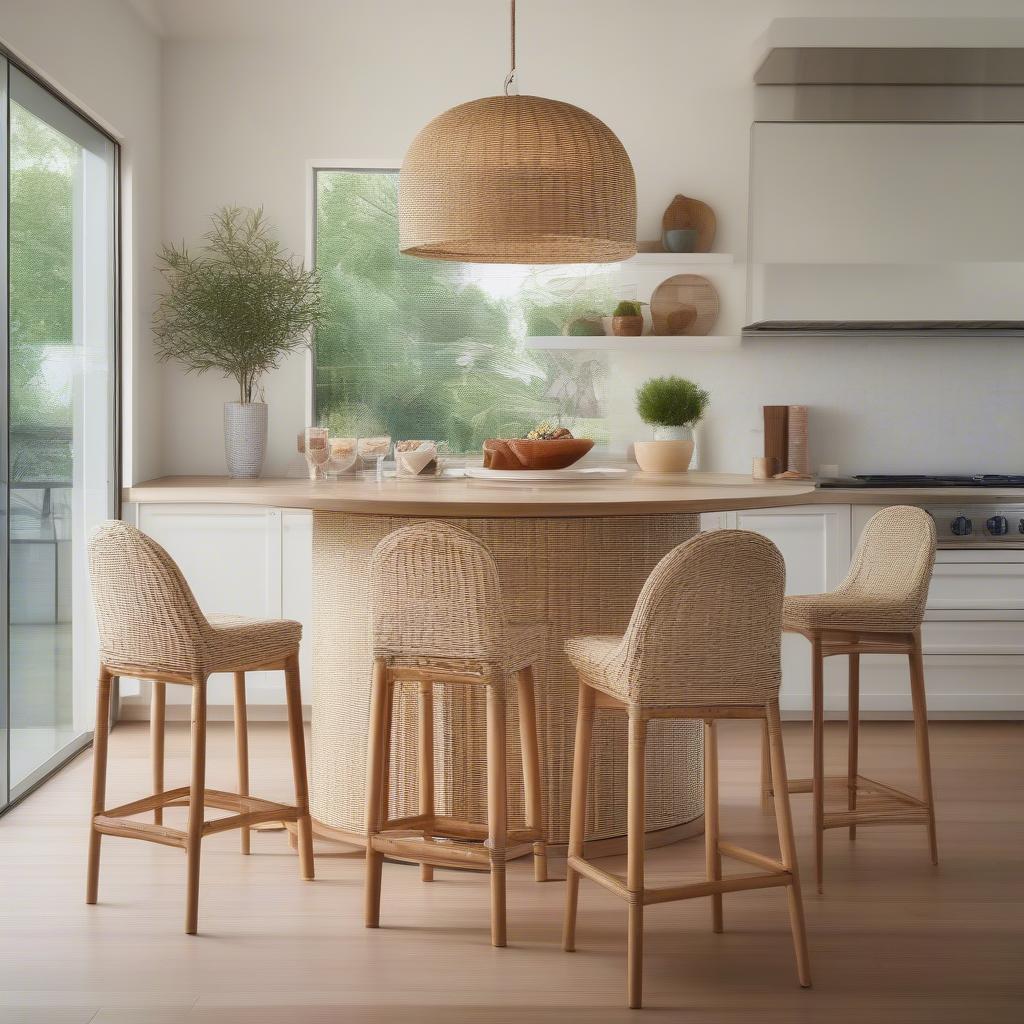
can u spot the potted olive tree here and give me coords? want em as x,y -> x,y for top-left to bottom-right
633,375 -> 710,473
153,206 -> 324,478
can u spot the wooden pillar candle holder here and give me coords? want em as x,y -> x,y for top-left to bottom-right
763,405 -> 813,481
763,406 -> 788,472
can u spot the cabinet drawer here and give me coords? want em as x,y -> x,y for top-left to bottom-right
923,619 -> 1024,655
928,561 -> 1024,610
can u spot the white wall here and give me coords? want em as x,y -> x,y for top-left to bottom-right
0,0 -> 163,485
156,0 -> 1024,478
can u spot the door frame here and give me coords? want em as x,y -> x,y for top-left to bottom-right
0,45 -> 121,814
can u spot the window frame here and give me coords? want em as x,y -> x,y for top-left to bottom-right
0,43 -> 121,814
305,159 -> 401,432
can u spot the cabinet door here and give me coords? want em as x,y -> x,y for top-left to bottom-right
708,506 -> 852,714
133,504 -> 287,707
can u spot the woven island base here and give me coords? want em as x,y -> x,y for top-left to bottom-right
310,512 -> 704,848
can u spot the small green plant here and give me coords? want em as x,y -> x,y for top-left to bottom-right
636,375 -> 710,427
154,206 -> 325,403
613,300 -> 643,318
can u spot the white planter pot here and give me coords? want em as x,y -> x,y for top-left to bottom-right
633,437 -> 695,473
224,401 -> 268,479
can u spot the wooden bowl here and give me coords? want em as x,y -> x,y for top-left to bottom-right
483,438 -> 594,471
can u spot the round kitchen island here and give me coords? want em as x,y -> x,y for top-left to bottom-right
126,471 -> 815,865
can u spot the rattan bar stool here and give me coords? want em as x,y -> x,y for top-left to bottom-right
761,505 -> 938,893
364,522 -> 548,948
86,521 -> 314,934
563,530 -> 811,1009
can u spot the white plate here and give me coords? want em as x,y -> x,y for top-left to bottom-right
463,466 -> 629,482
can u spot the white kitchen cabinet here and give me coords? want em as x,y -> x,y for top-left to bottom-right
852,504 -> 1024,715
703,505 -> 852,714
120,503 -> 314,718
119,501 -> 1019,719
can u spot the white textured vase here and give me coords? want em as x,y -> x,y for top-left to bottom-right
224,401 -> 268,479
653,424 -> 693,442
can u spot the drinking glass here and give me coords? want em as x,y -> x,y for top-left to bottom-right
357,435 -> 392,481
304,427 -> 330,480
327,437 -> 358,476
395,440 -> 439,477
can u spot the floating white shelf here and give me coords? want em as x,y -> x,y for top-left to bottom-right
627,251 -> 734,267
526,335 -> 740,352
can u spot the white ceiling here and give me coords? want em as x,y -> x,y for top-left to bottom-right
129,0 -> 425,40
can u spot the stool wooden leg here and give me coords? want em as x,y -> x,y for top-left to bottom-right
232,672 -> 250,855
704,719 -> 723,933
185,680 -> 207,935
766,703 -> 812,989
563,681 -> 595,953
515,666 -> 548,883
418,680 -> 434,882
284,654 -> 314,880
811,633 -> 825,894
379,675 -> 394,826
486,682 -> 508,948
908,631 -> 939,865
627,712 -> 647,1010
364,660 -> 389,928
151,681 -> 165,826
759,718 -> 774,814
86,666 -> 113,905
848,653 -> 860,841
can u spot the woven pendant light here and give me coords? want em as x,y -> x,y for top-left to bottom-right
399,1 -> 636,264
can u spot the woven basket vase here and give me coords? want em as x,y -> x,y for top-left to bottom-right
399,94 -> 637,263
224,401 -> 268,479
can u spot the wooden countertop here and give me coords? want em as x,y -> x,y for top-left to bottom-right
124,474 -> 1024,518
124,472 -> 816,518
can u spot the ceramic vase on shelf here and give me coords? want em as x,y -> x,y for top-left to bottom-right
224,400 -> 268,479
611,314 -> 643,337
633,424 -> 695,473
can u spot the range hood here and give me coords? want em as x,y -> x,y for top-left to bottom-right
754,18 -> 1024,86
756,47 -> 1024,86
745,20 -> 1024,338
743,321 -> 1024,340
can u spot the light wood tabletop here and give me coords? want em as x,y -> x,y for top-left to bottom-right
124,471 -> 817,518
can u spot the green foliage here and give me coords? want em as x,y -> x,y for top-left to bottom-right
566,314 -> 605,337
314,171 -> 614,451
613,300 -> 642,318
154,207 -> 324,403
635,375 -> 710,427
8,100 -> 77,482
519,275 -> 614,339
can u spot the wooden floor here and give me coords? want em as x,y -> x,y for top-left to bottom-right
0,719 -> 1020,1023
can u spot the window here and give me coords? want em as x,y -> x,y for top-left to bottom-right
2,58 -> 118,809
313,167 -> 613,452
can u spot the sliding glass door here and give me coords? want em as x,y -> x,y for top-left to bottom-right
2,56 -> 118,809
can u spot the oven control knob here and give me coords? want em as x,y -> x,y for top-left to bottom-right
987,515 -> 1009,537
950,515 -> 973,536
1019,518 -> 1024,535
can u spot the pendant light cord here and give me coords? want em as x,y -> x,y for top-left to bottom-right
503,0 -> 517,95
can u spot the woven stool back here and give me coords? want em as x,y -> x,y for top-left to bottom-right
370,521 -> 508,665
614,529 -> 785,706
88,520 -> 210,675
839,505 -> 936,626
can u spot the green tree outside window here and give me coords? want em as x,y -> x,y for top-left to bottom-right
314,170 -> 613,452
